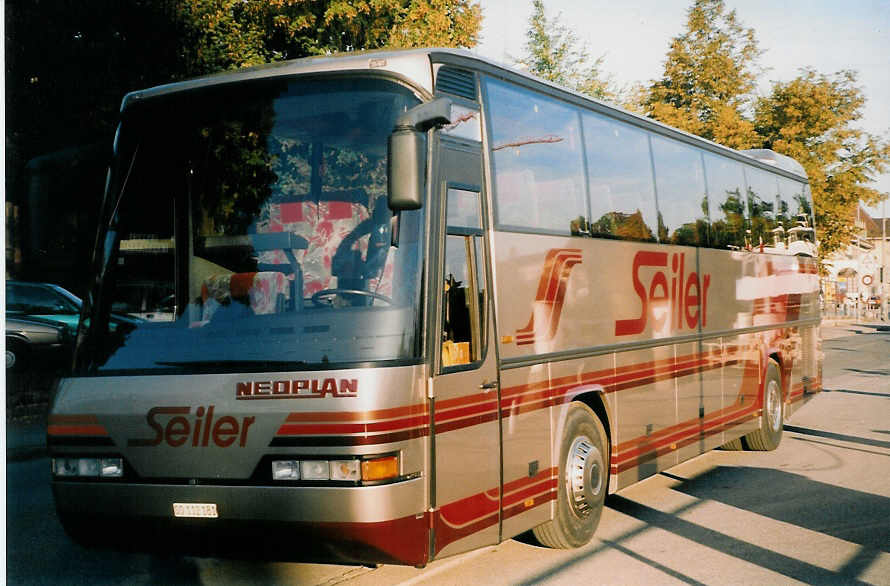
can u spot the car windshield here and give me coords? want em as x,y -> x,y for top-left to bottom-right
6,283 -> 80,315
81,76 -> 426,374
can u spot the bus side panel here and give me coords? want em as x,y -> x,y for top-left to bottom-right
613,345 -> 678,490
722,332 -> 764,442
498,363 -> 555,540
699,247 -> 763,445
674,339 -> 723,466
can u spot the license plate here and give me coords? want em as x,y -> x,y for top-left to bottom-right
173,503 -> 218,518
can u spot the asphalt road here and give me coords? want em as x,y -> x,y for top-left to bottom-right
6,323 -> 890,585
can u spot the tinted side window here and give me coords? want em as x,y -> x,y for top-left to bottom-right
485,77 -> 586,234
777,177 -> 808,231
704,153 -> 747,249
651,135 -> 709,246
745,166 -> 778,247
582,112 -> 657,242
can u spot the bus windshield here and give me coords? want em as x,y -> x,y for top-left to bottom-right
81,76 -> 426,374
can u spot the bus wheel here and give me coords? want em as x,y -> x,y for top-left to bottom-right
744,360 -> 783,451
720,437 -> 744,451
533,402 -> 608,549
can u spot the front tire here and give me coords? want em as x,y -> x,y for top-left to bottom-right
743,360 -> 783,451
6,338 -> 29,372
533,402 -> 609,549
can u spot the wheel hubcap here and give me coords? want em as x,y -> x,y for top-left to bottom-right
6,349 -> 15,369
766,379 -> 781,432
567,435 -> 604,518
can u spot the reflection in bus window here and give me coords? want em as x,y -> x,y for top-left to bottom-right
485,77 -> 586,234
651,135 -> 709,246
582,113 -> 657,242
745,166 -> 778,248
704,152 -> 748,250
85,77 -> 426,373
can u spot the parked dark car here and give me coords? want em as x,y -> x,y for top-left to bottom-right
5,314 -> 73,371
5,281 -> 81,370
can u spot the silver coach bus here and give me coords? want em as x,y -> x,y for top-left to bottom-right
49,49 -> 821,565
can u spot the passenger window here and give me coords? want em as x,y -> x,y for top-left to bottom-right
745,166 -> 779,249
582,113 -> 658,242
485,77 -> 587,234
777,177 -> 807,230
704,153 -> 748,249
441,189 -> 485,368
651,135 -> 709,246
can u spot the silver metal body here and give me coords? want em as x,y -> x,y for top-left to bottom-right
50,48 -> 822,566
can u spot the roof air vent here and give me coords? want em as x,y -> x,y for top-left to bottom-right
436,67 -> 476,101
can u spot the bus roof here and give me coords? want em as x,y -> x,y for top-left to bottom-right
121,47 -> 808,183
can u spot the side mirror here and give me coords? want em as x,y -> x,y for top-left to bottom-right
388,97 -> 453,211
388,128 -> 426,211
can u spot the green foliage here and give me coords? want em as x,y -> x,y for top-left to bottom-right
518,0 -> 617,101
642,0 -> 761,149
174,0 -> 482,75
754,69 -> 890,259
6,0 -> 481,200
637,0 -> 889,258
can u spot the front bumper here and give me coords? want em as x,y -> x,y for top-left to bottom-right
53,477 -> 429,565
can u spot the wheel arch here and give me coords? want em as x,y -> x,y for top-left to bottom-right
767,351 -> 788,399
571,388 -> 612,449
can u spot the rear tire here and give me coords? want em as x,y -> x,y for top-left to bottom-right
743,360 -> 783,451
720,437 -> 744,451
533,402 -> 608,549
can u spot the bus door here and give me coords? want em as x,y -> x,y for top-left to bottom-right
430,144 -> 501,558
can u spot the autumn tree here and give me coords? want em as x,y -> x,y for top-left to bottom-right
173,0 -> 481,75
754,69 -> 890,258
642,0 -> 761,149
6,0 -> 481,285
6,0 -> 483,186
518,0 -> 617,101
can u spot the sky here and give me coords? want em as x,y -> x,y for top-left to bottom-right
471,0 -> 890,217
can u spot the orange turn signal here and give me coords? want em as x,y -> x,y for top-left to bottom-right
361,456 -> 399,482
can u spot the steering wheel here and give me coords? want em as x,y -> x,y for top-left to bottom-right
310,288 -> 393,307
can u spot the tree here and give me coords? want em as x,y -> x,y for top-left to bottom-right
518,0 -> 617,101
6,0 -> 483,189
754,69 -> 890,259
174,0 -> 481,75
642,0 -> 761,149
5,0 -> 482,285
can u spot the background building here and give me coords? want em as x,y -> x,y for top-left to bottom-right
822,206 -> 889,319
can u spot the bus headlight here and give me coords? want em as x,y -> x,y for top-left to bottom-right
100,458 -> 124,477
271,455 -> 399,483
329,460 -> 361,482
52,457 -> 123,478
300,460 -> 330,480
271,460 -> 300,480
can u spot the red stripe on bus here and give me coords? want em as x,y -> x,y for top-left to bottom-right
47,424 -> 108,437
269,428 -> 428,446
276,414 -> 429,436
282,404 -> 427,423
271,350 -> 801,456
434,469 -> 557,553
48,414 -> 101,425
434,410 -> 500,434
435,398 -> 500,424
610,404 -> 761,473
